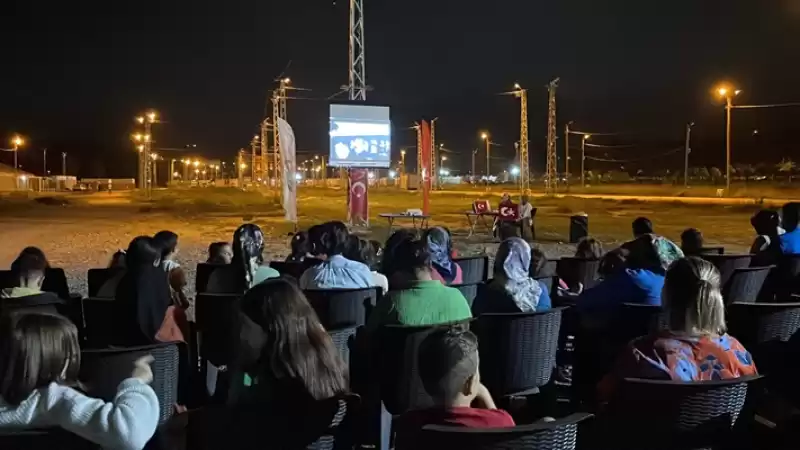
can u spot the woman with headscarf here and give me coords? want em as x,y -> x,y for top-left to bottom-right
113,236 -> 184,345
472,238 -> 551,316
422,227 -> 463,285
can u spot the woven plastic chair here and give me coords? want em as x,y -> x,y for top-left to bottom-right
603,376 -> 761,450
473,309 -> 563,398
700,254 -> 753,288
0,267 -> 72,301
80,341 -> 180,425
80,297 -> 118,348
270,260 -> 312,279
539,259 -> 559,278
87,267 -> 125,298
615,303 -> 668,344
0,429 -> 96,450
728,302 -> 800,345
699,246 -> 725,255
304,287 -> 380,329
454,256 -> 490,283
403,412 -> 592,450
556,258 -> 601,291
722,266 -> 772,304
450,282 -> 483,308
195,293 -> 240,369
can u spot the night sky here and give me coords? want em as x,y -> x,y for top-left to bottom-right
2,0 -> 799,178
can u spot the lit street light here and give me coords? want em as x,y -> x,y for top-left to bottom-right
581,134 -> 591,187
716,84 -> 741,193
481,132 -> 491,177
10,135 -> 24,172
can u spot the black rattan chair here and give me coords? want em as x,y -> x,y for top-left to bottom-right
402,412 -> 593,450
80,297 -> 117,347
722,266 -> 772,304
450,282 -> 483,308
699,246 -> 725,255
80,341 -> 180,425
270,261 -> 311,279
615,303 -> 668,344
0,429 -> 96,450
534,276 -> 557,295
87,267 -> 125,298
556,258 -> 601,291
727,302 -> 800,376
700,254 -> 753,288
603,376 -> 762,450
539,259 -> 559,278
195,292 -> 241,401
473,309 -> 563,398
454,256 -> 489,283
304,287 -> 380,329
196,263 -> 250,294
0,267 -> 72,301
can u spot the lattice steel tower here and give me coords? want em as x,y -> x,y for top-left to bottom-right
271,78 -> 289,186
348,0 -> 367,101
545,78 -> 559,193
513,84 -> 529,193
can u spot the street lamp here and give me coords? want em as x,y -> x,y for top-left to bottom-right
716,84 -> 742,193
400,149 -> 407,176
481,132 -> 490,177
581,134 -> 591,187
10,135 -> 24,172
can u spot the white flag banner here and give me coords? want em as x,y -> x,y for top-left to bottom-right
277,117 -> 297,222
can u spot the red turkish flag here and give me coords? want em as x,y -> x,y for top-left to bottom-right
348,168 -> 369,224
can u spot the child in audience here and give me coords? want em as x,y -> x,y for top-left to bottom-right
599,257 -> 757,400
11,247 -> 51,272
207,242 -> 233,265
680,228 -> 705,256
108,250 -> 127,269
2,251 -> 48,298
422,227 -> 463,285
0,312 -> 159,450
366,238 -> 471,331
299,221 -> 374,290
285,232 -> 311,263
232,224 -> 280,290
575,237 -> 603,259
397,328 -> 513,445
344,235 -> 388,293
154,230 -> 189,309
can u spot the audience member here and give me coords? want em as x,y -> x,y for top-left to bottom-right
108,250 -> 126,269
598,247 -> 628,280
396,328 -> 513,446
381,229 -> 419,288
680,228 -> 705,256
2,251 -> 48,299
780,202 -> 800,254
343,235 -> 388,293
422,227 -> 463,285
631,217 -> 654,238
750,209 -> 783,266
207,242 -> 233,265
575,237 -> 603,259
518,195 -> 534,240
529,246 -> 548,277
631,217 -> 684,265
600,257 -> 757,398
230,224 -> 280,291
299,221 -> 374,290
114,236 -> 184,345
229,278 -> 349,405
366,238 -> 471,331
154,230 -> 190,309
473,238 -> 551,315
307,224 -> 326,258
0,312 -> 159,450
369,239 -> 384,260
286,232 -> 311,263
576,234 -> 667,313
10,247 -> 51,272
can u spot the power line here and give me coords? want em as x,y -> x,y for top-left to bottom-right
584,147 -> 683,163
583,143 -> 637,149
732,102 -> 800,109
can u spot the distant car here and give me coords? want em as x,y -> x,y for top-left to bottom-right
71,184 -> 87,192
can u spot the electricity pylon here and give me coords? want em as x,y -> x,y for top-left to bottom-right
513,83 -> 529,193
545,78 -> 560,193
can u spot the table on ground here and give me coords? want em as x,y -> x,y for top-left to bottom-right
465,211 -> 499,238
379,213 -> 431,235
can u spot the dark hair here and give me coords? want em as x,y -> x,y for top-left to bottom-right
599,248 -> 628,278
751,210 -> 780,236
624,234 -> 662,271
393,238 -> 432,275
418,329 -> 479,401
11,247 -> 50,273
319,221 -> 349,256
381,229 -> 418,275
632,217 -> 654,236
0,312 -> 81,405
236,278 -> 348,401
289,232 -> 310,259
369,240 -> 383,257
207,242 -> 231,264
575,237 -> 603,259
783,202 -> 800,233
11,251 -> 48,281
680,228 -> 705,255
125,236 -> 161,268
153,230 -> 179,259
307,225 -> 325,256
233,224 -> 266,290
529,247 -> 547,278
108,250 -> 126,269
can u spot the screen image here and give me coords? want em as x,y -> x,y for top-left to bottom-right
329,104 -> 391,168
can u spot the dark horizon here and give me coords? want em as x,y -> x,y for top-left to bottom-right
2,0 -> 799,178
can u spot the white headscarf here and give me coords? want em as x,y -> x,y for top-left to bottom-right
494,238 -> 543,312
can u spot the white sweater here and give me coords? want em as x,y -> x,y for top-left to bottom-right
0,378 -> 159,450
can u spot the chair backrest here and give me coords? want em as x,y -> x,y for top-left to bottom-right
80,297 -> 118,348
615,303 -> 668,345
0,292 -> 65,316
187,394 -> 359,450
699,246 -> 725,255
196,263 -> 248,294
195,293 -> 241,368
474,309 -> 563,397
608,376 -> 761,448
538,259 -> 559,278
722,266 -> 772,304
80,341 -> 180,425
454,256 -> 489,284
87,267 -> 125,298
700,254 -> 753,287
727,302 -> 800,345
0,429 -> 96,450
270,261 -> 309,280
449,282 -> 483,308
773,254 -> 800,297
377,321 -> 470,415
556,258 -> 601,291
0,268 -> 71,301
303,287 -> 381,329
409,413 -> 593,450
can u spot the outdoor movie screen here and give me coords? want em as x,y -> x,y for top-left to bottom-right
328,104 -> 391,168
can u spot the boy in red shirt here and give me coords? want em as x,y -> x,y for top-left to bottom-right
396,329 -> 514,445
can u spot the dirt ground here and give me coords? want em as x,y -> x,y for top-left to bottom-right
0,187 -> 760,297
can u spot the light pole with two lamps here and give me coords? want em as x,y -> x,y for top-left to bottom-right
716,85 -> 741,193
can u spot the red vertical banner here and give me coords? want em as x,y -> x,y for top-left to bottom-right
420,120 -> 432,215
348,168 -> 369,225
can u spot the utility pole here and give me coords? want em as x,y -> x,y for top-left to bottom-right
272,78 -> 290,187
260,119 -> 269,185
472,149 -> 477,182
43,148 -> 47,176
513,83 -> 529,194
250,134 -> 259,182
237,149 -> 245,187
484,135 -> 491,178
348,0 -> 367,101
684,122 -> 694,188
430,118 -> 438,191
61,152 -> 66,176
581,135 -> 590,187
565,122 -> 572,190
545,78 -> 559,193
725,96 -> 733,193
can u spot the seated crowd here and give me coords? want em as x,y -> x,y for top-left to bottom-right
4,201 -> 800,449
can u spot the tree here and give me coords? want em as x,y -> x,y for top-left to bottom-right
777,158 -> 796,182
